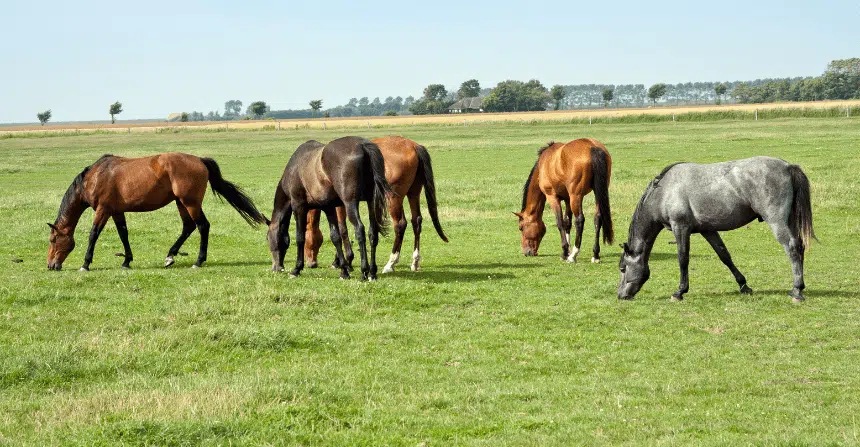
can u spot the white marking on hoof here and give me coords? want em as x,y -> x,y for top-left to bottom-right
383,252 -> 400,274
566,247 -> 580,263
410,249 -> 421,272
164,256 -> 175,268
289,273 -> 298,278
591,257 -> 600,264
191,264 -> 200,269
79,267 -> 88,272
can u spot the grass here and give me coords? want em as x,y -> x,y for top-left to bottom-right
1,118 -> 859,445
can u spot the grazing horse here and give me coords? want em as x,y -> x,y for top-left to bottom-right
617,157 -> 815,302
517,138 -> 614,262
267,136 -> 393,280
303,136 -> 448,273
47,153 -> 268,271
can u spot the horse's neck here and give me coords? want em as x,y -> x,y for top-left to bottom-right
57,194 -> 88,233
629,205 -> 662,257
523,169 -> 546,219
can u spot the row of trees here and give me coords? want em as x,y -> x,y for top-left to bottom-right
732,58 -> 860,103
36,101 -> 122,126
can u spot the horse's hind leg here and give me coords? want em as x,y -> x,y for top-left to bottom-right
366,201 -> 380,281
289,203 -> 308,278
671,225 -> 691,301
332,207 -> 354,271
113,213 -> 133,269
591,204 -> 602,263
383,195 -> 408,274
702,231 -> 752,294
182,203 -> 209,268
305,209 -> 323,268
165,200 -> 195,268
767,221 -> 806,302
567,194 -> 585,263
267,198 -> 291,272
323,207 -> 350,280
407,193 -> 422,271
345,201 -> 369,280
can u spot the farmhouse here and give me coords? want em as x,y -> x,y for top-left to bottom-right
448,97 -> 483,113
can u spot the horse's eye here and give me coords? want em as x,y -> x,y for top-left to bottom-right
620,266 -> 626,273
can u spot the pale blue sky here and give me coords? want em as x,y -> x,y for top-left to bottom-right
2,0 -> 857,123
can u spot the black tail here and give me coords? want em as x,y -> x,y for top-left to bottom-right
788,164 -> 816,249
360,142 -> 393,236
414,145 -> 449,242
201,157 -> 268,226
589,147 -> 614,244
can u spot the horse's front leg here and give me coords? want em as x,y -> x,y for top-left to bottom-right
547,196 -> 569,261
702,231 -> 752,294
671,225 -> 691,300
290,203 -> 308,278
80,207 -> 110,271
113,213 -> 133,269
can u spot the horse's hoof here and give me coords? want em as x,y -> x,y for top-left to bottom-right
79,266 -> 89,272
740,284 -> 753,294
121,265 -> 131,270
618,296 -> 634,301
565,257 -> 577,264
164,256 -> 175,268
289,273 -> 299,278
789,289 -> 805,303
382,264 -> 394,274
670,295 -> 684,302
272,266 -> 284,272
792,297 -> 805,304
308,262 -> 318,269
591,257 -> 600,264
191,264 -> 200,269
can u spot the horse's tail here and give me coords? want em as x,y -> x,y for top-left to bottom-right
201,157 -> 268,226
414,144 -> 449,242
360,141 -> 393,236
589,147 -> 614,244
788,164 -> 816,249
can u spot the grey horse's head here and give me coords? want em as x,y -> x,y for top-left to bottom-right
618,242 -> 650,299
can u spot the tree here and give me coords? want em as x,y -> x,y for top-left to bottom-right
309,99 -> 323,117
483,80 -> 549,112
180,112 -> 189,122
647,84 -> 667,105
384,110 -> 398,116
36,109 -> 52,126
457,79 -> 481,99
109,101 -> 123,124
224,100 -> 243,118
714,83 -> 728,104
550,85 -> 565,110
423,84 -> 448,101
249,101 -> 268,119
602,88 -> 614,107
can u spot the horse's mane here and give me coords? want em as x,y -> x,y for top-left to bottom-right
55,154 -> 113,223
628,162 -> 686,233
520,142 -> 556,211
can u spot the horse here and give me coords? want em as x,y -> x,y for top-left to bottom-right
617,157 -> 816,303
267,136 -> 393,281
47,153 -> 268,271
302,136 -> 448,273
516,138 -> 614,262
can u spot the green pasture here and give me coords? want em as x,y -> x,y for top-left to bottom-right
1,118 -> 858,445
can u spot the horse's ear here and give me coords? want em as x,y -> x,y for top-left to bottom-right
47,223 -> 57,231
513,212 -> 523,219
620,242 -> 629,253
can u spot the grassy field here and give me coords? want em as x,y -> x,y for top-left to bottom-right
1,118 -> 858,445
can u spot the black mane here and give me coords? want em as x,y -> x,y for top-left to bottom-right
55,155 -> 113,223
520,142 -> 555,212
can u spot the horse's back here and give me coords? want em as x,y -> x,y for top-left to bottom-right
373,136 -> 419,195
657,157 -> 793,230
538,138 -> 608,196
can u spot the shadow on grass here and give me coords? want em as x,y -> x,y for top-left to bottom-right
387,270 -> 515,283
748,289 -> 858,299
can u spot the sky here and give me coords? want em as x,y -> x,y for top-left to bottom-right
2,0 -> 858,123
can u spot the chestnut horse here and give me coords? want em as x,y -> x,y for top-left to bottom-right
302,136 -> 448,273
47,153 -> 267,271
517,138 -> 614,262
267,137 -> 393,281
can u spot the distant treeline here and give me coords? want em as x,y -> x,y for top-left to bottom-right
180,58 -> 859,121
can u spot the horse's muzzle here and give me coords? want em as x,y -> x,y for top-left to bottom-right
47,262 -> 62,271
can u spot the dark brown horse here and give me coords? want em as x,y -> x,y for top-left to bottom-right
47,153 -> 267,271
517,138 -> 614,262
303,136 -> 448,273
267,136 -> 393,280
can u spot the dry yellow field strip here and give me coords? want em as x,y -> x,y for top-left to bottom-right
4,100 -> 859,135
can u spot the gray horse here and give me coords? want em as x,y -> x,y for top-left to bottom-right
617,156 -> 815,302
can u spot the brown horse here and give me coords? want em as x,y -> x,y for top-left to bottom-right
47,153 -> 267,271
303,136 -> 448,273
517,138 -> 614,262
267,137 -> 393,281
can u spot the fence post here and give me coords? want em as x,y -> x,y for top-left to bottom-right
589,116 -> 592,125
277,121 -> 281,130
755,109 -> 758,120
323,122 -> 327,130
463,119 -> 466,127
672,113 -> 675,122
226,122 -> 228,131
367,121 -> 370,129
127,127 -> 130,134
